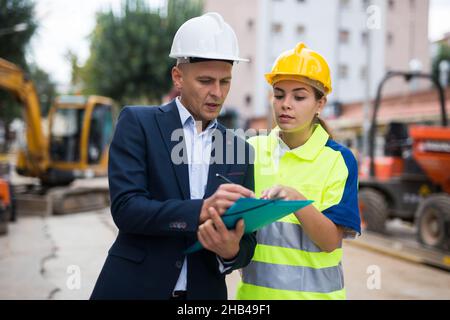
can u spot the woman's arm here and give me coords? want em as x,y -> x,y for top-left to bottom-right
262,186 -> 344,252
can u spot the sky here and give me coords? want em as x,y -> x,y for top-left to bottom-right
29,0 -> 165,90
429,0 -> 450,40
25,0 -> 450,91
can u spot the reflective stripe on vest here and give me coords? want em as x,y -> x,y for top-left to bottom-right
236,282 -> 346,300
255,222 -> 343,269
238,222 -> 345,299
258,221 -> 322,252
243,260 -> 344,293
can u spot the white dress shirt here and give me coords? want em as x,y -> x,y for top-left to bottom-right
173,97 -> 232,293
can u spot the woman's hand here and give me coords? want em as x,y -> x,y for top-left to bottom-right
261,185 -> 307,201
263,185 -> 343,253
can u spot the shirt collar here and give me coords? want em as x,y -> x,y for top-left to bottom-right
267,124 -> 330,161
175,97 -> 218,131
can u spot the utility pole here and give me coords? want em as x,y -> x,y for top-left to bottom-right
362,21 -> 372,160
439,60 -> 449,88
255,0 -> 271,128
334,0 -> 342,104
362,1 -> 380,160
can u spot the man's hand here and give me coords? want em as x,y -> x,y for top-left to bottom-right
199,184 -> 254,223
197,207 -> 245,260
261,185 -> 306,201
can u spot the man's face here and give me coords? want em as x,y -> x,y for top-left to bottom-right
172,61 -> 233,126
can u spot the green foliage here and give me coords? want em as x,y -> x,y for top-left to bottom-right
432,43 -> 450,87
65,49 -> 83,94
0,92 -> 22,125
81,0 -> 203,106
0,64 -> 57,131
0,0 -> 38,132
29,64 -> 57,116
0,0 -> 37,68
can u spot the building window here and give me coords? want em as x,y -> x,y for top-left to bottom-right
362,0 -> 370,10
339,65 -> 349,79
272,23 -> 283,34
339,29 -> 350,44
247,19 -> 254,30
340,0 -> 351,8
245,95 -> 252,107
387,32 -> 394,46
360,66 -> 367,80
296,25 -> 305,35
388,0 -> 395,10
361,31 -> 368,45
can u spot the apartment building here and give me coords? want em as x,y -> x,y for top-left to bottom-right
204,0 -> 430,124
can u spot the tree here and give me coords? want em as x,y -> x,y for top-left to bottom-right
0,0 -> 39,150
65,50 -> 83,95
432,43 -> 450,87
29,64 -> 57,116
1,1 -> 56,152
0,0 -> 37,67
80,0 -> 203,106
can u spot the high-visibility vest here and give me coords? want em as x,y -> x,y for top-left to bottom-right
236,124 -> 360,300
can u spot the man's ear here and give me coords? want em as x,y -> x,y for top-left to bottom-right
172,66 -> 183,90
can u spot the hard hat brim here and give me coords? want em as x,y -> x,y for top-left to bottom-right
265,73 -> 332,95
169,53 -> 249,63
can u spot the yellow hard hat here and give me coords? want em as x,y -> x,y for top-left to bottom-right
265,42 -> 332,95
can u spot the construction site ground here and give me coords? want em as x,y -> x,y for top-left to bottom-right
1,204 -> 450,300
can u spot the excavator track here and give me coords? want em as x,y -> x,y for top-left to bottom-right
13,178 -> 110,216
50,187 -> 110,215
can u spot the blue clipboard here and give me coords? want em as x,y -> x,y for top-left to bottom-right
184,198 -> 313,254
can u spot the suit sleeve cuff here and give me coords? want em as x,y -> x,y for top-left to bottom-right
216,255 -> 237,274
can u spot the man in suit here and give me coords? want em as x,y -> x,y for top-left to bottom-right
91,12 -> 256,300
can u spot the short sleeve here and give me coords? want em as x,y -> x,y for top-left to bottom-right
322,147 -> 361,237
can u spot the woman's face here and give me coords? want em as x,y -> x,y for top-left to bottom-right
272,80 -> 326,133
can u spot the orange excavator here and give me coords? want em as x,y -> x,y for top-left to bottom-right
0,57 -> 115,217
359,71 -> 450,251
0,177 -> 11,235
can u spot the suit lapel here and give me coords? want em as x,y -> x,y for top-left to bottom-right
155,101 -> 190,200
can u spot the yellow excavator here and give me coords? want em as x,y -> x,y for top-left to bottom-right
0,57 -> 115,215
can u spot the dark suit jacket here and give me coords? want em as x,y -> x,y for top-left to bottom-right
90,100 -> 256,300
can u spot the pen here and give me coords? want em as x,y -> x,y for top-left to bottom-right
216,173 -> 257,199
216,173 -> 234,184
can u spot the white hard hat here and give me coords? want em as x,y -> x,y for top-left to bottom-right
169,12 -> 248,63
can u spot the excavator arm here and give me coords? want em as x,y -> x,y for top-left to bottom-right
0,58 -> 111,216
0,58 -> 49,176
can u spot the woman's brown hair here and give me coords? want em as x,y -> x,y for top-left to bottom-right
312,87 -> 334,140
